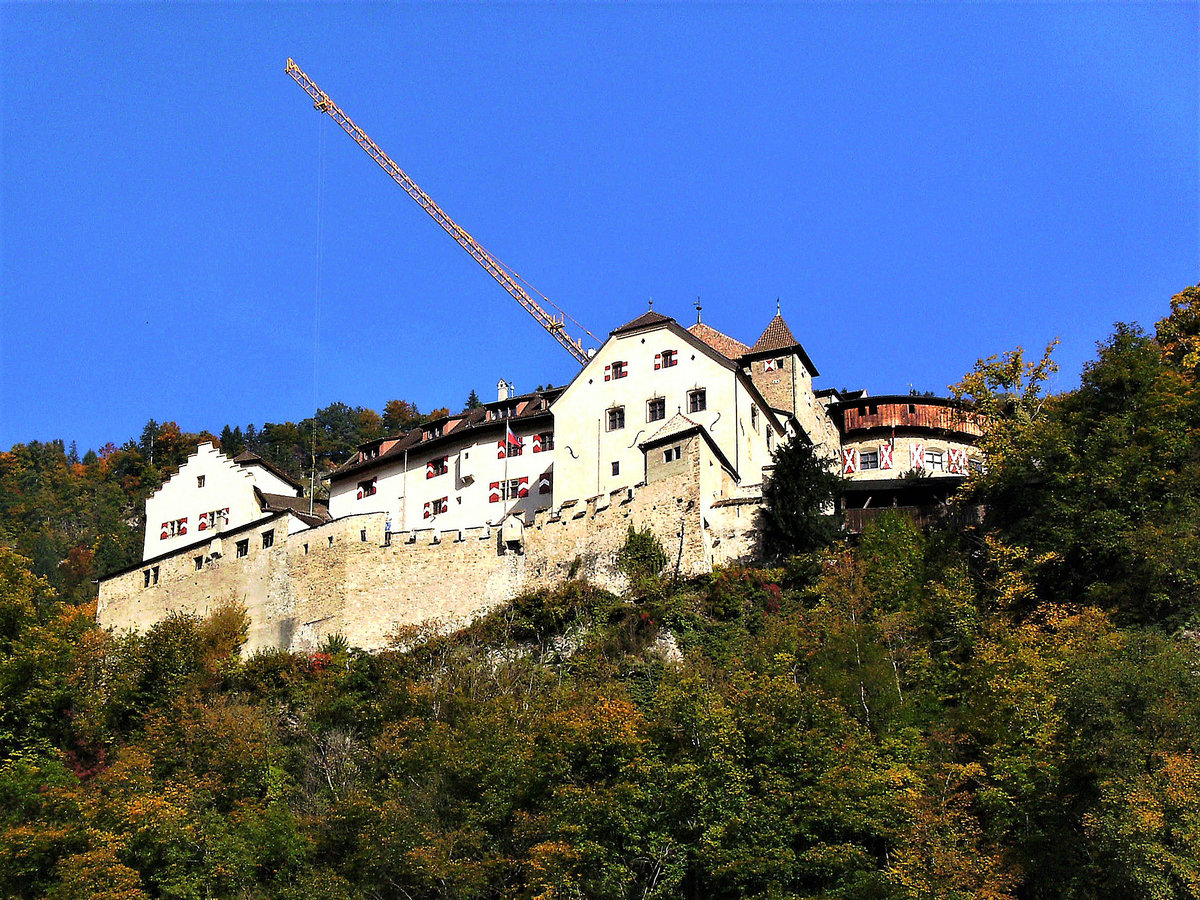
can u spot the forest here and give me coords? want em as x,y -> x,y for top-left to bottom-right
1,286 -> 1199,899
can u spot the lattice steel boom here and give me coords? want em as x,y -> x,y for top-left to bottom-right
286,58 -> 590,365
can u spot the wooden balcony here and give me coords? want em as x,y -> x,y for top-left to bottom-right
843,504 -> 985,533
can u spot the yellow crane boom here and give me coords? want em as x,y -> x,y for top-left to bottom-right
286,58 -> 591,365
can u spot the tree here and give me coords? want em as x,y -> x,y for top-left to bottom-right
465,390 -> 482,410
760,438 -> 841,558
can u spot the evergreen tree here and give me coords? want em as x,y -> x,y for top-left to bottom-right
761,438 -> 842,558
466,390 -> 482,410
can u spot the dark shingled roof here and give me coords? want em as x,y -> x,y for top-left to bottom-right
257,491 -> 332,527
749,313 -> 802,355
611,310 -> 673,335
233,451 -> 305,494
687,322 -> 751,360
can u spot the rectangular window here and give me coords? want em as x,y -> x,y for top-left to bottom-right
647,398 -> 665,422
750,406 -> 760,432
429,456 -> 449,477
360,529 -> 368,543
506,441 -> 522,458
500,479 -> 522,501
925,450 -> 944,472
194,555 -> 204,571
432,497 -> 448,515
143,569 -> 151,588
660,349 -> 677,368
688,389 -> 707,413
611,360 -> 628,379
161,517 -> 188,539
328,536 -> 334,547
196,475 -> 205,488
611,461 -> 620,477
151,566 -> 159,585
236,539 -> 249,558
303,543 -> 309,555
262,530 -> 274,549
607,406 -> 625,431
357,478 -> 377,499
537,431 -> 554,451
860,450 -> 880,470
663,446 -> 681,463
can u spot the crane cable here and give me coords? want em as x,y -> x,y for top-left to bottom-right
309,114 -> 328,514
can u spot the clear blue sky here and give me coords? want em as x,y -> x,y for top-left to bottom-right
2,3 -> 1196,453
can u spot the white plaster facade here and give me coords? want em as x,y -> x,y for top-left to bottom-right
550,313 -> 784,505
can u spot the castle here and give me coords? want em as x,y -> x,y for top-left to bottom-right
97,307 -> 982,652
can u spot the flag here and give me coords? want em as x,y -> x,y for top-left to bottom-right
505,423 -> 521,448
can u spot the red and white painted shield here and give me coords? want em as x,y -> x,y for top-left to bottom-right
517,477 -> 529,498
496,441 -> 506,460
198,512 -> 209,532
948,447 -> 968,474
841,447 -> 859,475
426,460 -> 436,479
489,482 -> 500,503
160,522 -> 169,540
879,443 -> 894,469
423,502 -> 431,519
532,434 -> 542,453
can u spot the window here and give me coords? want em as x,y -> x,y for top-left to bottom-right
750,406 -> 760,432
925,450 -> 944,472
357,478 -> 377,499
500,479 -> 522,500
860,450 -> 880,470
868,403 -> 878,416
262,529 -> 275,549
537,431 -> 554,451
194,555 -> 204,571
969,456 -> 985,474
428,456 -> 448,477
143,569 -> 152,588
360,529 -> 368,542
659,349 -> 677,368
607,406 -> 625,431
908,403 -> 917,414
303,543 -> 309,555
611,461 -> 620,476
196,475 -> 205,488
161,517 -> 188,539
432,497 -> 448,515
611,360 -> 628,379
663,446 -> 681,463
647,398 -> 665,422
236,539 -> 249,558
688,389 -> 707,413
767,427 -> 774,451
506,440 -> 522,458
328,536 -> 334,547
151,566 -> 159,585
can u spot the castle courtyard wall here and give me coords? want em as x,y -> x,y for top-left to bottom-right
98,446 -> 756,654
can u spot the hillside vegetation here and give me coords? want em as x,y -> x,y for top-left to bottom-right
2,286 -> 1200,899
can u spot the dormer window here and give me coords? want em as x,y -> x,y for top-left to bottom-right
426,424 -> 443,439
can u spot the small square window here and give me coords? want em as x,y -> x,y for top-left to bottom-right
611,461 -> 620,476
663,446 -> 681,463
607,407 -> 625,431
660,349 -> 677,368
611,360 -> 627,379
647,398 -> 665,422
151,566 -> 159,585
328,536 -> 334,547
236,539 -> 249,558
196,475 -> 205,488
358,478 -> 377,499
688,389 -> 706,413
262,530 -> 274,549
194,555 -> 204,571
433,497 -> 448,515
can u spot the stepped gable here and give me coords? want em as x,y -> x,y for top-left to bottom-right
611,309 -> 673,335
687,322 -> 751,360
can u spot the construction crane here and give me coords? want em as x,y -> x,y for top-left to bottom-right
286,58 -> 593,365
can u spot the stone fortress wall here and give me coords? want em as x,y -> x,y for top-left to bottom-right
98,440 -> 762,653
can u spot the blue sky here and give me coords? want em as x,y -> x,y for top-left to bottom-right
2,3 -> 1196,453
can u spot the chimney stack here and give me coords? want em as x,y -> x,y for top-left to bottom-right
497,379 -> 512,402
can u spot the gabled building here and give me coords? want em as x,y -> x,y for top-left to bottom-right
142,442 -> 329,561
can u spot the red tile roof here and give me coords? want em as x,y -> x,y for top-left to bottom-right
748,313 -> 801,355
687,322 -> 751,359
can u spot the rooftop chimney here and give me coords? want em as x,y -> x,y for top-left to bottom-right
497,379 -> 512,402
